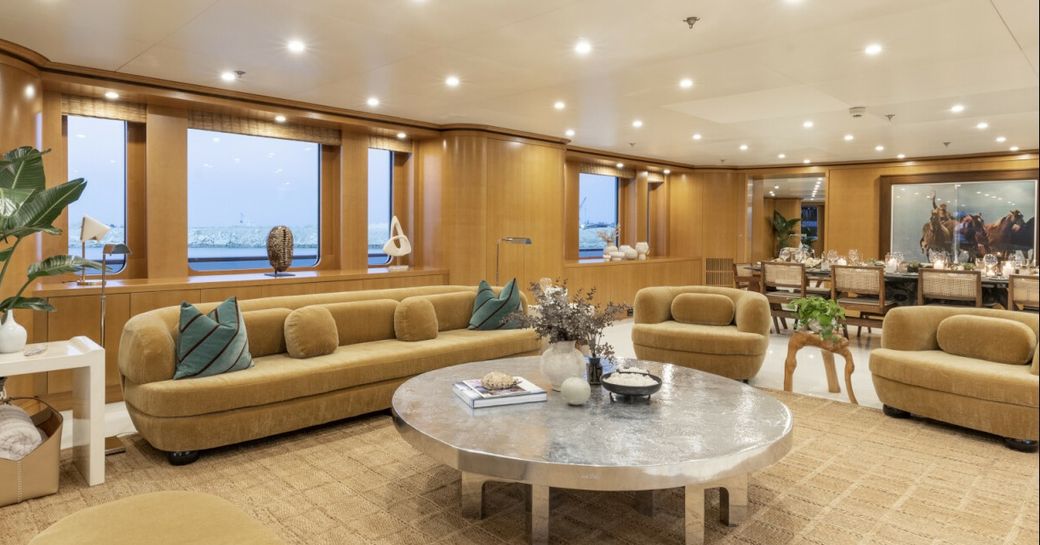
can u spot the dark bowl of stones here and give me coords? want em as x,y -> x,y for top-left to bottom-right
601,370 -> 663,400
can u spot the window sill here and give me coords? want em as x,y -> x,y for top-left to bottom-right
564,256 -> 695,267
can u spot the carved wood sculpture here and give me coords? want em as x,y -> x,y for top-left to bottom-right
784,330 -> 857,404
266,225 -> 294,276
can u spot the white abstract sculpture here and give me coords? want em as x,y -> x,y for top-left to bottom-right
383,216 -> 412,271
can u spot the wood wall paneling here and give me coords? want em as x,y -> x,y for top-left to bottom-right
144,105 -> 188,277
442,133 -> 487,285
339,133 -> 369,270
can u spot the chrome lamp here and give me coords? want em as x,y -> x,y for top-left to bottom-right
77,215 -> 111,285
98,243 -> 131,347
495,236 -> 532,285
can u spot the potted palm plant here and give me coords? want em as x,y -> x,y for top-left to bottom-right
0,146 -> 101,353
772,210 -> 800,256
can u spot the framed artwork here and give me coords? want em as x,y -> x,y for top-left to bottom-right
881,172 -> 1037,262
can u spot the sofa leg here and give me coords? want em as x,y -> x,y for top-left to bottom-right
1003,438 -> 1039,453
882,405 -> 911,419
167,450 -> 201,466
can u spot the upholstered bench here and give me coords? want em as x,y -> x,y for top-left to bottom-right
29,491 -> 285,545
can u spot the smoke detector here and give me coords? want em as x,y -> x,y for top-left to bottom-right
849,106 -> 866,118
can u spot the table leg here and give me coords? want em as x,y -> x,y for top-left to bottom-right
460,472 -> 488,519
635,490 -> 656,517
821,350 -> 841,394
783,344 -> 799,392
684,485 -> 705,545
841,350 -> 858,405
72,360 -> 105,486
530,484 -> 550,545
719,475 -> 749,526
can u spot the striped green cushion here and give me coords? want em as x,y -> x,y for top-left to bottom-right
468,279 -> 521,330
174,297 -> 253,380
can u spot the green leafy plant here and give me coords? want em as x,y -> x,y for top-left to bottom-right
0,146 -> 101,315
791,296 -> 846,342
772,210 -> 800,254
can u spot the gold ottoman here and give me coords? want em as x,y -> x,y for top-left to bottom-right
29,491 -> 285,545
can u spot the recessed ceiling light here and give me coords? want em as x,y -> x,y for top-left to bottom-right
773,185 -> 780,189
803,159 -> 811,164
692,133 -> 702,140
565,129 -> 575,137
995,136 -> 1006,143
274,114 -> 286,123
287,39 -> 306,54
445,75 -> 460,87
950,104 -> 965,113
396,132 -> 407,139
843,134 -> 854,142
1009,146 -> 1020,151
802,120 -> 814,128
975,121 -> 989,129
103,91 -> 119,100
553,100 -> 566,110
896,153 -> 906,159
739,144 -> 748,151
777,153 -> 786,159
574,39 -> 592,55
220,70 -> 237,82
817,177 -> 823,181
679,78 -> 693,89
366,97 -> 380,107
663,169 -> 671,175
632,119 -> 643,128
875,145 -> 885,151
864,43 -> 883,56
616,162 -> 624,168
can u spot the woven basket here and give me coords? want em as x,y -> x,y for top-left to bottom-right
0,397 -> 63,507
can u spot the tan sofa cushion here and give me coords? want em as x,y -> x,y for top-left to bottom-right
632,322 -> 767,356
936,315 -> 1036,365
124,328 -> 541,417
320,299 -> 398,346
395,297 -> 439,341
243,308 -> 291,358
671,293 -> 735,326
284,306 -> 339,358
422,291 -> 477,331
870,348 -> 1039,407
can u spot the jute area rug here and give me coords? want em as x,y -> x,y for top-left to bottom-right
2,391 -> 1037,545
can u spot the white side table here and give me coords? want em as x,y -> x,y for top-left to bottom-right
0,337 -> 105,486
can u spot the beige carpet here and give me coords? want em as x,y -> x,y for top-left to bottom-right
3,391 -> 1037,545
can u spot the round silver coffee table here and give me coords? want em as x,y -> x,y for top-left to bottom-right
392,357 -> 792,545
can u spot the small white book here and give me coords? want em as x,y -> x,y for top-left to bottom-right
452,377 -> 547,409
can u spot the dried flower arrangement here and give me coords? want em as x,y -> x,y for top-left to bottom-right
507,280 -> 630,359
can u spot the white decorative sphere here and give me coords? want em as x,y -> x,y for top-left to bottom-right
560,377 -> 592,406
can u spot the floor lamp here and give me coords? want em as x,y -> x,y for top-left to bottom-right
100,243 -> 131,456
495,237 -> 532,285
77,215 -> 111,285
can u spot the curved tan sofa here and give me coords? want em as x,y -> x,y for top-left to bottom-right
870,306 -> 1039,451
631,286 -> 772,381
118,285 -> 539,464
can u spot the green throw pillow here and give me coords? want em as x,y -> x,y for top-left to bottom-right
468,279 -> 521,330
174,297 -> 253,380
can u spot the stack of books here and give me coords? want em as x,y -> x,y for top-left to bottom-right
452,377 -> 547,408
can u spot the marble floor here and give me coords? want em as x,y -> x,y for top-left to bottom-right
63,320 -> 882,449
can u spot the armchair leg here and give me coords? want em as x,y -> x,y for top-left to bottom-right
882,405 -> 911,419
167,450 -> 201,466
1004,438 -> 1039,453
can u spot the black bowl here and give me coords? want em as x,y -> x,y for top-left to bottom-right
601,371 -> 663,398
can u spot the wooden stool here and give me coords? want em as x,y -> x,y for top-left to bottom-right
783,330 -> 857,404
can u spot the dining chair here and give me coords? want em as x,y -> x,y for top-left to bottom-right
732,262 -> 758,291
1007,274 -> 1039,311
831,265 -> 893,337
760,262 -> 828,333
917,269 -> 982,307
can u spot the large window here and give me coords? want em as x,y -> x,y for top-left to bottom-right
187,129 -> 320,271
66,115 -> 127,272
367,148 -> 393,266
578,173 -> 619,258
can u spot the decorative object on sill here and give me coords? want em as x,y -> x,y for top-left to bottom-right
265,225 -> 294,277
98,243 -> 131,348
620,245 -> 638,260
610,251 -> 625,261
507,279 -> 629,389
77,215 -> 110,285
494,236 -> 532,284
560,376 -> 591,405
383,216 -> 412,272
0,146 -> 101,354
596,227 -> 620,260
635,241 -> 650,260
480,371 -> 519,391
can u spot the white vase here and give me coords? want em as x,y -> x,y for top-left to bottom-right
603,245 -> 618,259
540,340 -> 585,391
635,241 -> 650,260
0,311 -> 28,354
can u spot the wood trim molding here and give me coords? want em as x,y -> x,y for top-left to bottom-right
878,168 -> 1040,256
